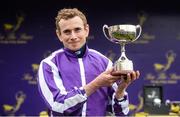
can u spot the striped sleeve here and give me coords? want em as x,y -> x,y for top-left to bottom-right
37,56 -> 87,114
112,91 -> 129,116
110,83 -> 129,116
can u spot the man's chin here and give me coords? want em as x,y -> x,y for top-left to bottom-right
69,46 -> 81,51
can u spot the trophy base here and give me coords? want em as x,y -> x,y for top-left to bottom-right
114,59 -> 133,71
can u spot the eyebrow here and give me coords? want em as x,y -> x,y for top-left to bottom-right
62,27 -> 82,33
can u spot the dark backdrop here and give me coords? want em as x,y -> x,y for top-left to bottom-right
0,0 -> 180,115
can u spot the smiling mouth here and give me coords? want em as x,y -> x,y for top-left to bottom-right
69,41 -> 79,44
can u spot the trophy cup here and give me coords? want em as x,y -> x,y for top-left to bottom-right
103,24 -> 142,71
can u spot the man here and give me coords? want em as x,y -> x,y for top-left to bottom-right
37,8 -> 140,116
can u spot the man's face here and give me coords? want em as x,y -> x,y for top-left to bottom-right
57,16 -> 89,51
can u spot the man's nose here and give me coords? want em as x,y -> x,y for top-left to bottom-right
70,31 -> 77,39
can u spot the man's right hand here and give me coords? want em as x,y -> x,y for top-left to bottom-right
83,68 -> 122,96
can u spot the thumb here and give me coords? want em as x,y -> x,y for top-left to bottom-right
104,67 -> 114,74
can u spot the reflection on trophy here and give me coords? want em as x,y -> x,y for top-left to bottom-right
103,24 -> 142,71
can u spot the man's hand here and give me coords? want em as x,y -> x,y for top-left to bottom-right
84,68 -> 124,96
111,70 -> 140,99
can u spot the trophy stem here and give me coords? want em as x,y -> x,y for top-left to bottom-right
115,42 -> 133,71
120,43 -> 128,61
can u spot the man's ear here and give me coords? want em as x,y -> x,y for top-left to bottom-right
85,24 -> 89,38
56,29 -> 63,42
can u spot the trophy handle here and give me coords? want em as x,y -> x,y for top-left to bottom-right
135,25 -> 142,41
103,24 -> 111,40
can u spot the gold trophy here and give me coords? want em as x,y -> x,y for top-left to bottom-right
103,24 -> 142,71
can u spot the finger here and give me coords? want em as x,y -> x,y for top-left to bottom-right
137,70 -> 140,78
111,72 -> 127,77
112,72 -> 128,81
126,73 -> 131,83
131,71 -> 136,81
112,73 -> 128,81
111,70 -> 132,76
111,75 -> 122,81
136,70 -> 140,79
105,68 -> 114,74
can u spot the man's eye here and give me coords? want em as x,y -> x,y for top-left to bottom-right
63,30 -> 71,34
75,28 -> 82,32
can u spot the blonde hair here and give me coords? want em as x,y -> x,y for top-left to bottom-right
55,8 -> 87,33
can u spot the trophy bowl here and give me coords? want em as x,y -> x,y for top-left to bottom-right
103,24 -> 141,44
103,24 -> 142,71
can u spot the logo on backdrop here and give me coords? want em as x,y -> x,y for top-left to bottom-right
129,91 -> 144,113
145,50 -> 180,84
3,91 -> 26,115
134,11 -> 155,44
22,50 -> 53,85
0,13 -> 33,44
22,63 -> 39,85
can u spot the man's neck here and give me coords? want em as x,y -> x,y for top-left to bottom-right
74,44 -> 86,58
